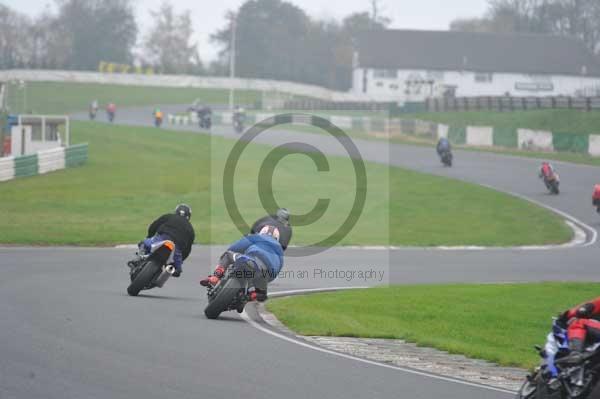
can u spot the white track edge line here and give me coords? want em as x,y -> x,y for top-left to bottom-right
242,287 -> 516,396
479,184 -> 597,248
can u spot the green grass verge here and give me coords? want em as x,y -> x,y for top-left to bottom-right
0,122 -> 571,246
267,283 -> 600,369
404,110 -> 600,136
6,81 -> 261,115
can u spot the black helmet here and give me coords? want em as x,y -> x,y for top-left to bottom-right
175,204 -> 192,220
276,208 -> 290,224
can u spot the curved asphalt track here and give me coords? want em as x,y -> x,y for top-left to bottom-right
3,105 -> 600,399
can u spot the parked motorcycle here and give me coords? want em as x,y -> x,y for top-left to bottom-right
440,149 -> 453,167
127,239 -> 177,296
516,319 -> 600,399
203,256 -> 256,319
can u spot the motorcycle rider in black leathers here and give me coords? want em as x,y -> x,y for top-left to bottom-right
127,204 -> 195,277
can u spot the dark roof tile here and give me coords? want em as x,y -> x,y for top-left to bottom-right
356,30 -> 600,77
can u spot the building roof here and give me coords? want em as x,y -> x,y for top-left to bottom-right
356,29 -> 600,77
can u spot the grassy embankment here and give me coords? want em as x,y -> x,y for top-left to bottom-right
268,283 -> 600,369
0,121 -> 570,246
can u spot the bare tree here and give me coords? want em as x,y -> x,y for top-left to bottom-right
369,0 -> 391,28
143,1 -> 202,74
451,0 -> 600,53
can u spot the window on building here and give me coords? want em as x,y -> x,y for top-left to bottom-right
373,69 -> 398,79
426,71 -> 444,80
474,72 -> 493,83
375,81 -> 384,87
389,84 -> 399,90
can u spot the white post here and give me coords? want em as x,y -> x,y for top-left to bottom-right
65,117 -> 70,147
228,14 -> 237,111
23,82 -> 27,114
42,116 -> 46,143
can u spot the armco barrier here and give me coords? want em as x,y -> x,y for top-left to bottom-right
0,143 -> 88,183
14,154 -> 38,178
0,156 -> 14,181
65,144 -> 88,168
38,147 -> 65,174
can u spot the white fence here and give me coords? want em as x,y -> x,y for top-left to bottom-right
0,69 -> 377,102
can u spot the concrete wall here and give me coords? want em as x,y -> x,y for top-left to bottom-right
0,69 -> 376,102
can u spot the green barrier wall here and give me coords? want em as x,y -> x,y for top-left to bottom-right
552,132 -> 589,153
448,126 -> 466,145
492,127 -> 518,148
65,144 -> 89,168
14,154 -> 38,177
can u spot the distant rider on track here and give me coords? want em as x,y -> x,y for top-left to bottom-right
539,162 -> 557,181
436,136 -> 451,156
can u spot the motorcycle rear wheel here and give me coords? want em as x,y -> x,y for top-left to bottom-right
127,260 -> 161,296
204,277 -> 242,319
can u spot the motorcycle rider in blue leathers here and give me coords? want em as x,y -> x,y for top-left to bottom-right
200,209 -> 291,302
436,136 -> 451,156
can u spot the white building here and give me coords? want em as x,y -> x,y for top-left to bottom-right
352,30 -> 600,101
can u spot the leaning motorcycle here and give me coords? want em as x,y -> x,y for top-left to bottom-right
127,239 -> 177,296
203,258 -> 256,319
200,114 -> 212,130
543,173 -> 560,195
440,149 -> 453,167
233,118 -> 244,134
592,185 -> 600,213
516,319 -> 600,399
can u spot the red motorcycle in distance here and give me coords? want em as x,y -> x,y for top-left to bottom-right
593,185 -> 600,213
540,162 -> 560,195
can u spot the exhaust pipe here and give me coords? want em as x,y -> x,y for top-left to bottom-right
154,265 -> 176,288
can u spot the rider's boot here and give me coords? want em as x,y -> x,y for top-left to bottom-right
249,288 -> 268,302
127,254 -> 143,269
200,266 -> 225,287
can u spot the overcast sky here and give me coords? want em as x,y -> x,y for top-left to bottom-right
3,0 -> 489,61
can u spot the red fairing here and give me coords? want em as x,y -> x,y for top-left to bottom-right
542,164 -> 551,177
568,318 -> 600,342
593,185 -> 600,200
